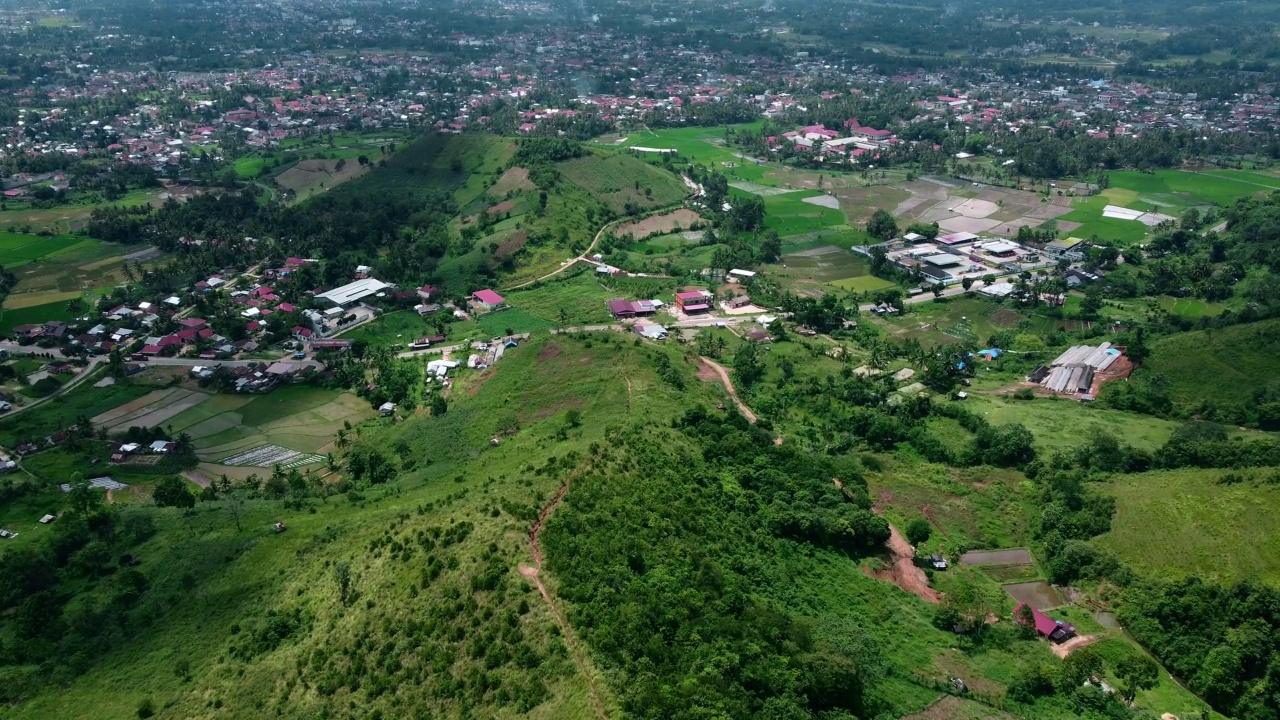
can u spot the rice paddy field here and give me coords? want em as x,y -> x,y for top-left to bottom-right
1058,169 -> 1279,243
768,244 -> 896,297
157,386 -> 375,465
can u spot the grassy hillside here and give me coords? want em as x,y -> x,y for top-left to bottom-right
559,152 -> 687,214
1095,468 -> 1280,584
1140,318 -> 1280,411
1,335 -> 689,720
330,134 -> 514,209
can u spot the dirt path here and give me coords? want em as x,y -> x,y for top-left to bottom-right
181,470 -> 211,489
521,482 -> 609,720
504,220 -> 617,291
867,521 -> 940,603
698,356 -> 758,423
1051,634 -> 1099,658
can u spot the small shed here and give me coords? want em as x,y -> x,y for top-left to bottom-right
379,402 -> 397,416
39,514 -> 55,524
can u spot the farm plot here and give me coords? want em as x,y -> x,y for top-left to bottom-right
1002,581 -> 1064,610
220,444 -> 323,468
91,388 -> 210,431
613,209 -> 704,239
960,548 -> 1032,566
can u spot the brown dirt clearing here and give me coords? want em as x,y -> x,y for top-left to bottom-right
490,166 -> 536,195
614,208 -> 703,239
537,343 -> 563,362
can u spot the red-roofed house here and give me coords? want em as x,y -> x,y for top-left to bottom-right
179,318 -> 207,330
417,284 -> 439,300
277,302 -> 296,313
675,290 -> 712,314
472,289 -> 505,309
1013,602 -> 1076,643
292,326 -> 314,340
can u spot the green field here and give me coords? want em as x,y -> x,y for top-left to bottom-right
0,369 -> 162,447
503,269 -> 634,327
964,393 -> 1185,453
0,299 -> 83,333
1096,469 -> 1280,584
1138,318 -> 1280,412
164,386 -> 373,458
0,232 -> 98,268
1060,169 -> 1275,243
760,191 -> 847,236
558,152 -> 688,214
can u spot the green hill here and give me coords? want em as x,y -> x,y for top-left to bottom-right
559,152 -> 688,214
1140,318 -> 1280,411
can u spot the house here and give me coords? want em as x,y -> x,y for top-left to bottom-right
471,289 -> 505,310
150,440 -> 175,453
635,323 -> 668,340
1013,602 -> 1076,643
725,295 -> 752,309
675,289 -> 712,314
417,284 -> 440,300
379,402 -> 396,416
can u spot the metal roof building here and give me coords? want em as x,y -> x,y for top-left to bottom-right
315,278 -> 389,307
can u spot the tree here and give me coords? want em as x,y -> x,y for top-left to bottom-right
961,277 -> 974,293
905,517 -> 932,547
1013,603 -> 1038,639
334,561 -> 353,605
732,342 -> 765,389
866,209 -> 898,242
1116,655 -> 1159,705
225,488 -> 246,532
174,432 -> 195,456
1059,647 -> 1105,693
153,476 -> 195,509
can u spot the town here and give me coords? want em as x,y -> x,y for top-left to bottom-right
1,2 -> 1280,720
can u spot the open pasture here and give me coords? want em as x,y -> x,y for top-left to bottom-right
1096,468 -> 1280,584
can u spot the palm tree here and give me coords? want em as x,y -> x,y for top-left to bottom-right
175,433 -> 195,456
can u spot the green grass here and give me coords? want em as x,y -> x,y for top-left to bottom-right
340,311 -> 439,348
0,299 -> 82,333
558,152 -> 688,214
1060,169 -> 1275,244
963,393 -> 1185,454
0,370 -> 160,447
1095,468 -> 1280,584
503,269 -> 640,327
760,191 -> 847,236
476,307 -> 553,336
1138,318 -> 1280,412
235,386 -> 341,426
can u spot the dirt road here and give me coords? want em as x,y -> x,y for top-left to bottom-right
868,522 -> 940,603
503,220 -> 618,292
698,356 -> 758,423
1051,634 -> 1099,658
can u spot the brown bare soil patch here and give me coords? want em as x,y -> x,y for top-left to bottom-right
494,230 -> 528,260
901,695 -> 1017,720
868,521 -> 940,603
490,166 -> 536,195
988,307 -> 1025,328
1051,634 -> 1099,658
487,200 -> 516,215
614,208 -> 703,239
276,158 -> 369,197
537,343 -> 562,362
